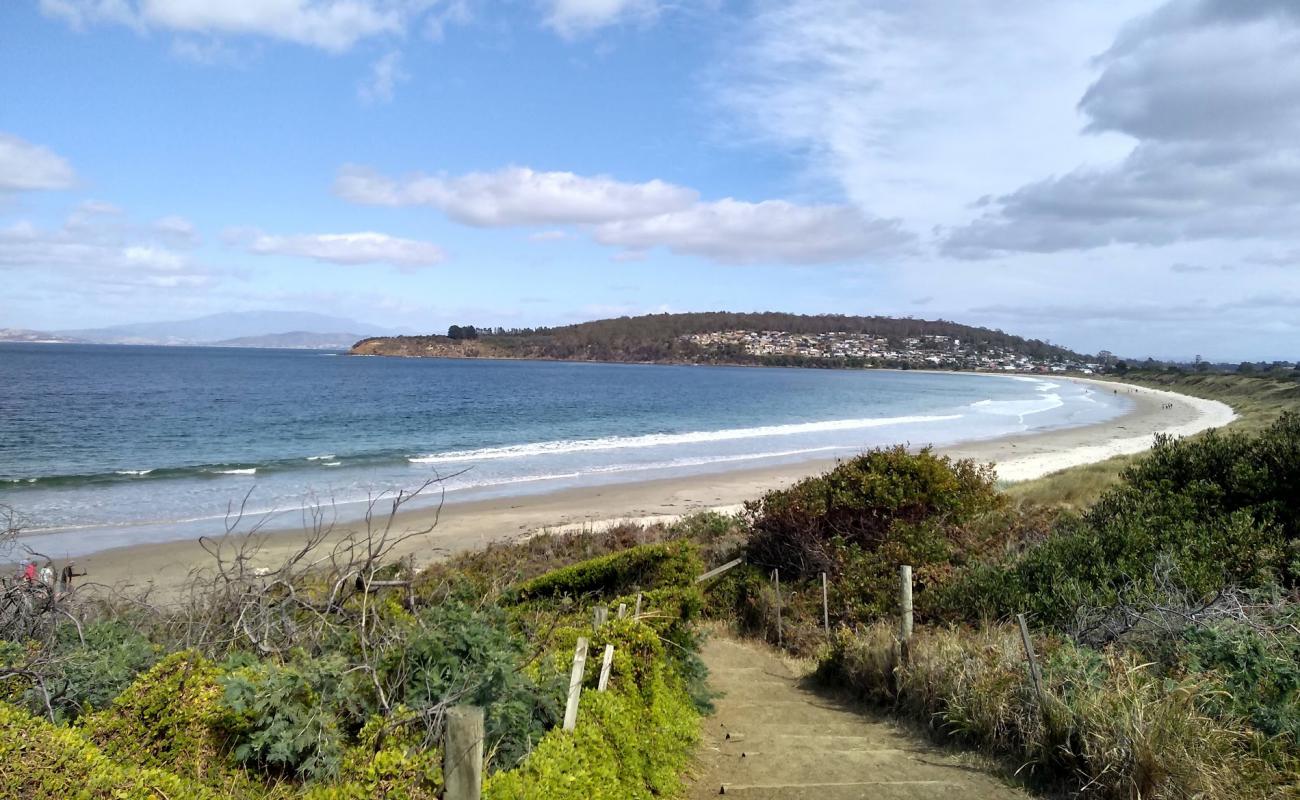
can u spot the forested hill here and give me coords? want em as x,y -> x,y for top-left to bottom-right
350,312 -> 1090,368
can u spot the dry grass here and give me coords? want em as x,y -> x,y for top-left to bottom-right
1003,454 -> 1137,511
820,622 -> 1294,799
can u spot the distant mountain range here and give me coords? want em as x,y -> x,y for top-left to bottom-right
0,311 -> 400,349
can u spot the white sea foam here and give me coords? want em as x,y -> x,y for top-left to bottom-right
970,394 -> 1064,419
213,468 -> 257,475
115,469 -> 154,476
408,415 -> 961,465
322,461 -> 341,467
305,454 -> 335,461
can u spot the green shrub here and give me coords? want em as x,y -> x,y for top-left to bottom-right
0,620 -> 160,722
0,700 -> 222,799
484,619 -> 699,800
513,540 -> 702,600
378,600 -> 563,771
221,655 -> 363,781
301,712 -> 442,800
81,651 -> 237,786
940,415 -> 1300,626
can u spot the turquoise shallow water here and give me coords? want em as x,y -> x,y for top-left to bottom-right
0,343 -> 1129,555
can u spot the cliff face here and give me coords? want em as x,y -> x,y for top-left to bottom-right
350,336 -> 514,359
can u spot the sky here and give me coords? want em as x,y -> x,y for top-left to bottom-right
1,0 -> 1299,361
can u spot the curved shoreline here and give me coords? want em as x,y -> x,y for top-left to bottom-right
45,377 -> 1234,595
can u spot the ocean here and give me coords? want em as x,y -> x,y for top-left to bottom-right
0,343 -> 1130,556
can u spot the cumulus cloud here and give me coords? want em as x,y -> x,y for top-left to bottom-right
593,198 -> 913,264
944,0 -> 1300,257
339,163 -> 910,264
0,132 -> 77,192
237,229 -> 446,267
335,164 -> 698,226
543,0 -> 659,38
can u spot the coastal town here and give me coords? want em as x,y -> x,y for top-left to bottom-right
684,329 -> 1107,373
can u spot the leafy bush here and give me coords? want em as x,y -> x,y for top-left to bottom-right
0,620 -> 159,722
739,446 -> 1016,629
301,712 -> 443,800
0,700 -> 222,799
378,600 -> 563,771
513,540 -> 702,600
221,654 -> 364,781
80,651 -> 237,787
484,619 -> 699,800
940,415 -> 1300,626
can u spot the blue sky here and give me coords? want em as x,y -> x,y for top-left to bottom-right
2,0 -> 1299,360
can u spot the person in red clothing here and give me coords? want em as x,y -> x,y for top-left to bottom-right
22,560 -> 37,583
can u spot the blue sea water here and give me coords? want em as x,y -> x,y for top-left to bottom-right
0,343 -> 1130,556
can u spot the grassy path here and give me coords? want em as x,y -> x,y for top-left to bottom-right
687,637 -> 1032,800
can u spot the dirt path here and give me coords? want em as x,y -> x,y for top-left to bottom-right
687,637 -> 1032,800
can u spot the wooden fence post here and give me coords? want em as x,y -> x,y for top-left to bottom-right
593,606 -> 608,627
772,568 -> 783,649
633,592 -> 642,617
444,706 -> 484,800
563,637 -> 589,731
597,644 -> 615,691
617,603 -> 627,619
899,565 -> 913,662
821,571 -> 830,636
1017,613 -> 1047,709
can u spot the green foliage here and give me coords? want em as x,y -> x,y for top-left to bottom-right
484,620 -> 699,800
301,712 -> 443,800
941,414 -> 1300,625
81,651 -> 235,785
745,446 -> 1005,617
0,700 -> 223,799
221,655 -> 363,781
379,600 -> 563,770
0,620 -> 159,722
514,540 -> 702,601
1177,613 -> 1300,745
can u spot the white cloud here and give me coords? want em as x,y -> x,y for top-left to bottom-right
528,229 -> 570,241
594,198 -> 913,264
335,164 -> 698,226
39,0 -> 446,52
239,230 -> 447,267
943,0 -> 1300,257
716,1 -> 1148,230
340,163 -> 909,264
0,132 -> 77,192
153,214 -> 200,244
543,0 -> 659,38
358,51 -> 408,104
0,211 -> 214,289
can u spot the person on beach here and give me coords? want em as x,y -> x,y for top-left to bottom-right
39,562 -> 54,587
22,560 -> 37,584
59,562 -> 86,593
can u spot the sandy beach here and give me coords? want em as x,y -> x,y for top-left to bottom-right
65,377 -> 1233,597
